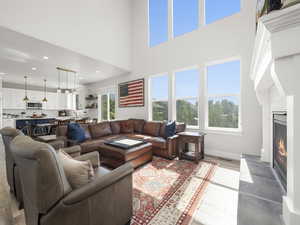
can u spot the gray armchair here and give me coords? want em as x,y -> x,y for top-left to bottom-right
10,135 -> 133,225
0,127 -> 82,209
0,127 -> 24,205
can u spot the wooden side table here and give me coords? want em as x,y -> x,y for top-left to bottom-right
178,132 -> 206,163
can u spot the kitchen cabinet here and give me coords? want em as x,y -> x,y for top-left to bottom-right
2,88 -> 76,110
2,119 -> 16,128
3,88 -> 26,109
44,92 -> 58,110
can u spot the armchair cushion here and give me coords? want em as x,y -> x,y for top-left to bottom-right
67,123 -> 86,143
58,150 -> 95,189
75,151 -> 100,168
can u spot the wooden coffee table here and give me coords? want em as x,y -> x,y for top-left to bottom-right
99,140 -> 153,169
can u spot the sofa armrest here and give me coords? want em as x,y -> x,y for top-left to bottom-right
75,151 -> 99,168
63,163 -> 133,205
61,145 -> 81,158
167,134 -> 179,141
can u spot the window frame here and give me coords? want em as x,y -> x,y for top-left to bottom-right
204,0 -> 242,25
149,73 -> 170,121
204,58 -> 242,132
174,66 -> 200,129
99,92 -> 116,121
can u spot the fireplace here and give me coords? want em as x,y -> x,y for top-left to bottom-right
273,112 -> 287,191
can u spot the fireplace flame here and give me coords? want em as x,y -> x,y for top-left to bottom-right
278,139 -> 287,157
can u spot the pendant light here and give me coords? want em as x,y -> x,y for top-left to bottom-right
65,71 -> 70,94
57,69 -> 61,93
42,79 -> 48,102
23,76 -> 29,102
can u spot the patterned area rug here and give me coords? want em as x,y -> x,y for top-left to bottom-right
132,157 -> 217,225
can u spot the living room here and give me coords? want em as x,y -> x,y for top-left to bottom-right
0,0 -> 299,225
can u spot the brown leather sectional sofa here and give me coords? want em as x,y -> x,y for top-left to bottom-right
56,119 -> 186,167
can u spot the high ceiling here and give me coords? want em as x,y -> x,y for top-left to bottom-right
0,26 -> 129,88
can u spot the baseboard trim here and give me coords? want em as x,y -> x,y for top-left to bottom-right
283,196 -> 300,225
205,148 -> 241,161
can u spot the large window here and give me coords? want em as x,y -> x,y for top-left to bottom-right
207,60 -> 240,129
205,0 -> 240,24
150,74 -> 169,121
173,0 -> 199,37
149,0 -> 168,47
175,68 -> 199,126
100,93 -> 116,121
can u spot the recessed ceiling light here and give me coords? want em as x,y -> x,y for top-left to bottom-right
0,72 -> 6,75
32,67 -> 37,71
96,70 -> 100,73
43,56 -> 49,60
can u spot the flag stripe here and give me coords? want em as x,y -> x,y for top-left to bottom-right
119,79 -> 144,107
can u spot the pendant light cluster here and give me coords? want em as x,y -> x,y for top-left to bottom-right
56,67 -> 79,94
23,75 -> 48,102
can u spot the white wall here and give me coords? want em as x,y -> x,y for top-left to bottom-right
87,0 -> 262,159
0,0 -> 132,71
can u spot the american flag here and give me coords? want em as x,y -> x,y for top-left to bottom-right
119,79 -> 144,107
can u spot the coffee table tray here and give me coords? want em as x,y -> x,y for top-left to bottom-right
104,138 -> 146,149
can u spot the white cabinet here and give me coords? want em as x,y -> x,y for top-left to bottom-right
3,88 -> 25,109
2,119 -> 15,128
44,92 -> 58,110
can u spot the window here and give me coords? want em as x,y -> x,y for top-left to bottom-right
149,0 -> 168,47
173,0 -> 199,37
206,60 -> 240,129
150,74 -> 169,121
100,93 -> 116,121
175,68 -> 199,126
205,0 -> 240,24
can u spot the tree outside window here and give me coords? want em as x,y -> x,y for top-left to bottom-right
175,68 -> 199,127
207,60 -> 240,129
101,93 -> 116,121
150,74 -> 169,121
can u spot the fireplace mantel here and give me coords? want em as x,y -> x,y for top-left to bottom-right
250,4 -> 300,225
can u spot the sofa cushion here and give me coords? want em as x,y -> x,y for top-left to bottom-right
120,120 -> 134,133
89,122 -> 112,139
149,137 -> 167,149
58,150 -> 94,189
159,123 -> 166,137
67,123 -> 86,143
126,134 -> 166,149
143,121 -> 161,137
110,121 -> 121,134
56,125 -> 68,137
129,119 -> 145,133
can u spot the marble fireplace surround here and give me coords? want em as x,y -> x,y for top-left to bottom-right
250,4 -> 300,225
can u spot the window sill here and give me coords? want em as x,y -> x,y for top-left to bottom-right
186,127 -> 243,136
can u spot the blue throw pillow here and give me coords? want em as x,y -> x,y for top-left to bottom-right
165,121 -> 176,138
67,123 -> 86,143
